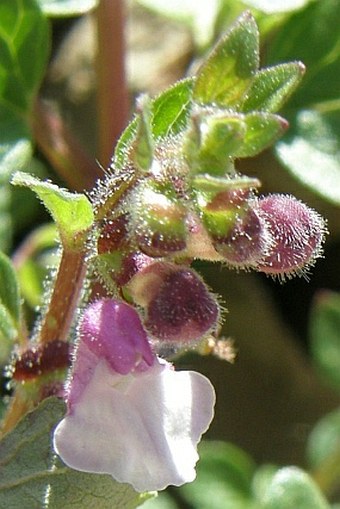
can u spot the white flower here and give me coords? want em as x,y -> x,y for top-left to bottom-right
53,299 -> 215,492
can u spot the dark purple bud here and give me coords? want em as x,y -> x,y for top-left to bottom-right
97,214 -> 130,254
111,251 -> 153,287
255,194 -> 327,278
131,263 -> 220,343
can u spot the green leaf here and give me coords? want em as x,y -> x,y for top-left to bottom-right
141,491 -> 179,509
307,408 -> 340,472
251,464 -> 279,501
266,0 -> 340,108
16,223 -> 58,308
178,441 -> 256,509
261,467 -> 330,509
0,251 -> 20,361
131,95 -> 154,171
151,78 -> 194,138
276,110 -> 340,206
11,172 -> 94,248
37,0 -> 98,16
192,175 -> 260,193
0,397 -> 153,509
114,117 -> 138,170
309,290 -> 340,390
240,62 -> 305,113
193,12 -> 259,107
0,0 -> 50,114
0,107 -> 32,251
114,80 -> 193,168
136,0 -> 221,47
0,251 -> 20,324
243,0 -> 312,14
234,112 -> 288,157
194,115 -> 247,175
0,302 -> 17,363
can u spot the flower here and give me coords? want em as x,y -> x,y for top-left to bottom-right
53,299 -> 215,492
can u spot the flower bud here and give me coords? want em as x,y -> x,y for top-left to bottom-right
198,189 -> 271,268
131,183 -> 188,257
128,262 -> 219,343
97,214 -> 130,255
255,194 -> 327,278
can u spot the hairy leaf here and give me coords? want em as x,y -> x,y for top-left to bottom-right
11,172 -> 94,248
193,12 -> 259,107
0,398 -> 153,509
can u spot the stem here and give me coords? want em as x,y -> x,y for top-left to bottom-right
31,99 -> 102,191
96,0 -> 129,167
38,247 -> 88,344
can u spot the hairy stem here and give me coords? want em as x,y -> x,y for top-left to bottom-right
38,247 -> 88,344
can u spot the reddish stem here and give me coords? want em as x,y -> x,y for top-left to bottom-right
96,0 -> 129,167
38,247 -> 88,344
31,99 -> 102,191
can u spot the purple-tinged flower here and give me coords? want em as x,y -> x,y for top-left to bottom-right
53,299 -> 215,492
255,194 -> 327,279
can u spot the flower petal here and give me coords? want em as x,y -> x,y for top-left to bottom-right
53,352 -> 215,492
80,299 -> 155,374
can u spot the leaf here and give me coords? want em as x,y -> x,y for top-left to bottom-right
11,172 -> 94,248
0,397 -> 153,509
131,95 -> 154,171
178,441 -> 256,509
142,492 -> 179,509
261,467 -> 330,509
0,251 -> 20,325
16,223 -> 58,308
276,109 -> 340,206
186,110 -> 286,176
240,62 -> 305,113
251,464 -> 279,501
37,0 -> 98,16
152,78 -> 194,139
307,408 -> 340,471
0,251 -> 20,361
266,0 -> 340,108
114,79 -> 193,168
0,0 -> 50,114
243,0 -> 312,14
0,107 -> 32,251
309,290 -> 340,390
234,112 -> 288,157
136,0 -> 221,47
114,117 -> 139,170
193,12 -> 259,107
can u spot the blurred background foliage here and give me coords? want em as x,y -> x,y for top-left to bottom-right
0,0 -> 340,507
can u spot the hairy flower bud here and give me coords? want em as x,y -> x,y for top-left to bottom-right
131,183 -> 188,257
128,262 -> 219,343
97,214 -> 130,255
255,194 -> 327,278
198,189 -> 271,268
